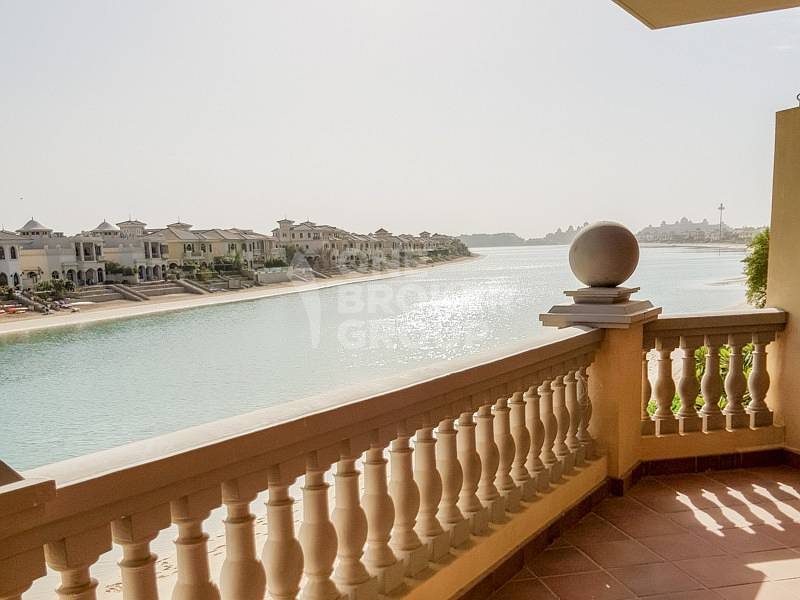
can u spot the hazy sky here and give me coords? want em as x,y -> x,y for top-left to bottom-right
1,2 -> 798,238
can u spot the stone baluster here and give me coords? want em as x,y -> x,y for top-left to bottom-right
748,332 -> 775,427
112,505 -> 171,600
564,370 -> 585,467
435,417 -> 470,547
640,350 -> 655,435
493,396 -> 522,512
362,440 -> 404,594
300,454 -> 341,600
539,377 -> 562,483
389,424 -> 427,577
414,420 -> 450,562
524,383 -> 549,491
509,390 -> 535,500
653,338 -> 679,435
457,409 -> 489,534
45,525 -> 113,600
262,469 -> 303,600
700,335 -> 726,431
0,548 -> 46,600
171,489 -> 222,600
576,366 -> 595,459
724,334 -> 750,429
475,402 -> 505,523
332,445 -> 378,599
677,336 -> 703,434
220,475 -> 267,600
552,375 -> 574,475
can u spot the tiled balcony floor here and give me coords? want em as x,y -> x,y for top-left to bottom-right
491,465 -> 800,599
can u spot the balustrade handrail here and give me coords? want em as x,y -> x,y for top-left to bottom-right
0,327 -> 603,563
643,308 -> 786,346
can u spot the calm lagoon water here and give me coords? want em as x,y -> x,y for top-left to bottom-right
0,245 -> 747,470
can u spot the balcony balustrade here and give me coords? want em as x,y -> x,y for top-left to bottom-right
0,224 -> 793,600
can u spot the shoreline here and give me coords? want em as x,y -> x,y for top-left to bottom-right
0,256 -> 478,339
640,242 -> 747,251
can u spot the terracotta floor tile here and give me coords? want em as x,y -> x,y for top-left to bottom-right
645,591 -> 724,600
639,532 -> 727,561
694,527 -> 786,554
528,547 -> 600,577
674,555 -> 767,588
632,489 -> 721,514
609,562 -> 704,596
594,497 -> 656,521
737,548 -> 800,581
510,566 -> 537,581
749,522 -> 800,547
492,578 -> 558,600
540,571 -> 634,600
605,513 -> 687,539
715,580 -> 800,600
577,538 -> 663,568
667,506 -> 767,532
561,514 -> 630,545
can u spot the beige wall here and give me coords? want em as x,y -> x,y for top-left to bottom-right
767,107 -> 800,450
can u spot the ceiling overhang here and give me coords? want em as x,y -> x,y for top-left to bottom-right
613,0 -> 800,29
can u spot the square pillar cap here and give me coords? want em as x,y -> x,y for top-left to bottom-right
540,286 -> 661,329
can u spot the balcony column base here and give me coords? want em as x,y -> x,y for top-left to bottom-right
502,485 -> 523,513
702,413 -> 726,431
534,470 -> 550,493
336,577 -> 379,600
749,409 -> 774,428
726,413 -> 750,430
655,417 -> 679,436
369,560 -> 405,595
395,544 -> 428,578
573,445 -> 587,468
640,419 -> 655,436
519,477 -> 538,501
420,530 -> 451,563
466,506 -> 490,536
484,496 -> 506,524
678,415 -> 703,434
444,518 -> 471,548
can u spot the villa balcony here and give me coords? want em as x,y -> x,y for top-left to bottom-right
0,301 -> 795,600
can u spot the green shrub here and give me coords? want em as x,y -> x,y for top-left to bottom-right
743,228 -> 769,308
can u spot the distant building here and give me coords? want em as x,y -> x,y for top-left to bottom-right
636,217 -> 763,243
0,230 -> 23,288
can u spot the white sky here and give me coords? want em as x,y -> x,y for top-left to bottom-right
1,1 -> 798,238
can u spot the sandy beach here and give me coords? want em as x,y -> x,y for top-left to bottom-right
0,256 -> 477,339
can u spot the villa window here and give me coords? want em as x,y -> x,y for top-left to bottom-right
0,247 -> 4,260
10,246 -> 17,259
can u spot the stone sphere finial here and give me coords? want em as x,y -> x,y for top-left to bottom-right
568,221 -> 639,287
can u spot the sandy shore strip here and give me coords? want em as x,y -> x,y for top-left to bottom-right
640,242 -> 747,251
0,256 -> 478,339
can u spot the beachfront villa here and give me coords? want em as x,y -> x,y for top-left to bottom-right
16,218 -> 107,288
273,219 -> 459,268
88,221 -> 169,282
0,229 -> 23,288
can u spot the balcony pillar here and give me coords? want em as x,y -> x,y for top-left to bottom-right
700,335 -> 726,431
388,424 -> 427,576
640,350 -> 655,435
435,417 -> 470,547
493,396 -> 522,511
677,336 -> 703,434
577,364 -> 595,459
724,334 -> 750,430
475,402 -> 505,523
170,488 -> 222,600
748,332 -> 775,427
767,106 -> 800,449
565,369 -> 585,466
539,377 -> 562,484
300,454 -> 342,600
457,409 -> 488,535
413,420 -> 450,562
362,440 -> 404,594
45,525 -> 112,600
262,469 -> 303,600
524,383 -> 549,492
653,337 -> 678,436
540,221 -> 660,481
112,505 -> 171,600
220,475 -> 267,600
509,391 -> 536,500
